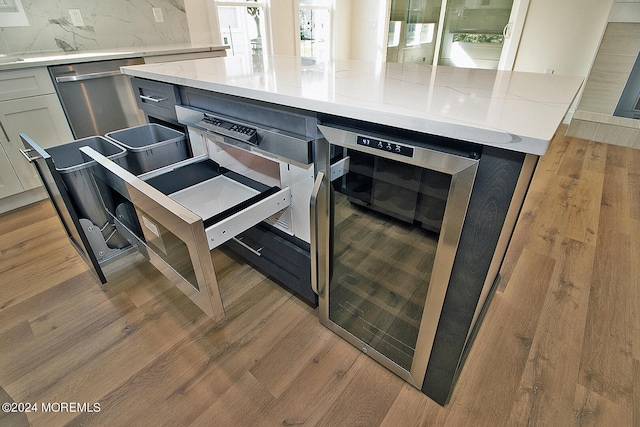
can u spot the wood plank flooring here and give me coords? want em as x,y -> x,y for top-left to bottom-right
0,126 -> 638,426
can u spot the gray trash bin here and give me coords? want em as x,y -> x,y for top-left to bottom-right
47,136 -> 129,249
106,123 -> 188,175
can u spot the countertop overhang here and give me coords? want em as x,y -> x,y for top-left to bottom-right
0,44 -> 228,71
121,55 -> 584,155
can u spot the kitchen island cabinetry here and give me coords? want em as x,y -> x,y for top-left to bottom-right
0,67 -> 73,206
120,55 -> 583,405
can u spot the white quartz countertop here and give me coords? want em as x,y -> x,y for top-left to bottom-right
0,44 -> 228,71
121,55 -> 584,155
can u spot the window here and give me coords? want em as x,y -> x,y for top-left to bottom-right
299,0 -> 332,61
214,0 -> 270,59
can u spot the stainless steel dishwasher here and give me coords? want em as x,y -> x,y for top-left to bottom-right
49,58 -> 145,138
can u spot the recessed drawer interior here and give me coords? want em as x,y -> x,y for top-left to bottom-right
144,159 -> 291,250
171,175 -> 260,219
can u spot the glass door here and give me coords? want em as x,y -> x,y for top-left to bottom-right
438,0 -> 513,69
387,0 -> 442,64
315,124 -> 479,388
299,0 -> 332,61
330,156 -> 450,370
214,0 -> 270,61
386,0 -> 529,70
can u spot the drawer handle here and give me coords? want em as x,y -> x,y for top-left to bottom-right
139,94 -> 167,103
55,70 -> 123,82
19,148 -> 41,163
231,237 -> 262,257
309,171 -> 325,295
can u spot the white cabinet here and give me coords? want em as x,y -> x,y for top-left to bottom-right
0,67 -> 55,101
0,67 -> 73,198
0,142 -> 22,199
142,48 -> 227,64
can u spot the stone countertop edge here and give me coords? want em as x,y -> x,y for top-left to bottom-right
120,56 -> 584,156
0,44 -> 229,71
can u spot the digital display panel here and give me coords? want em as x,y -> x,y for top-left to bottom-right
356,135 -> 414,158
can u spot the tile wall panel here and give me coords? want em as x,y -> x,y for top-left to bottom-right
0,0 -> 190,56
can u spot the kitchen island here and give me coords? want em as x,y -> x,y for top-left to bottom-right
121,55 -> 582,156
119,55 -> 583,405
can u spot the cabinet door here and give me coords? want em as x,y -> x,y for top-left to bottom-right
0,94 -> 74,191
0,67 -> 55,102
0,142 -> 23,198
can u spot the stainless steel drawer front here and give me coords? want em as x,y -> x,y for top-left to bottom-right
176,105 -> 314,167
80,146 -> 225,323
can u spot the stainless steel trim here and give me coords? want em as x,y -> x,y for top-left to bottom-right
309,171 -> 325,295
139,94 -> 167,103
317,124 -> 477,173
330,156 -> 349,181
410,163 -> 477,387
55,70 -> 123,83
231,236 -> 262,257
316,123 -> 480,389
19,148 -> 41,163
177,105 -> 313,167
79,146 -> 226,324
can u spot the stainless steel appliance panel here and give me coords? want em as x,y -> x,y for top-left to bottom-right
19,133 -> 107,283
79,147 -> 226,323
49,58 -> 145,139
315,123 -> 479,389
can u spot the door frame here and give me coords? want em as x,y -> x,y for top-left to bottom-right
383,0 -> 530,70
498,0 -> 530,70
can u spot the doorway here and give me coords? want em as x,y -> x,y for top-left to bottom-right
386,0 -> 528,70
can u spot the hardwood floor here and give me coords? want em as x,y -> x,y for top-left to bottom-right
0,126 -> 638,426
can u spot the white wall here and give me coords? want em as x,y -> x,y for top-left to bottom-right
185,0 -> 217,45
334,0 -> 354,59
513,0 -> 613,120
513,0 -> 613,76
270,0 -> 298,56
343,0 -> 388,62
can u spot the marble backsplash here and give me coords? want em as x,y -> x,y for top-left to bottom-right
0,0 -> 190,56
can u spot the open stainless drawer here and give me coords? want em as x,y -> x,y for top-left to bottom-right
80,147 -> 291,324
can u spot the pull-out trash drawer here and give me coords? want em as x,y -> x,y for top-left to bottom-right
80,148 -> 292,324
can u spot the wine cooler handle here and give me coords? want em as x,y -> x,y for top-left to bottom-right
309,171 -> 325,295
